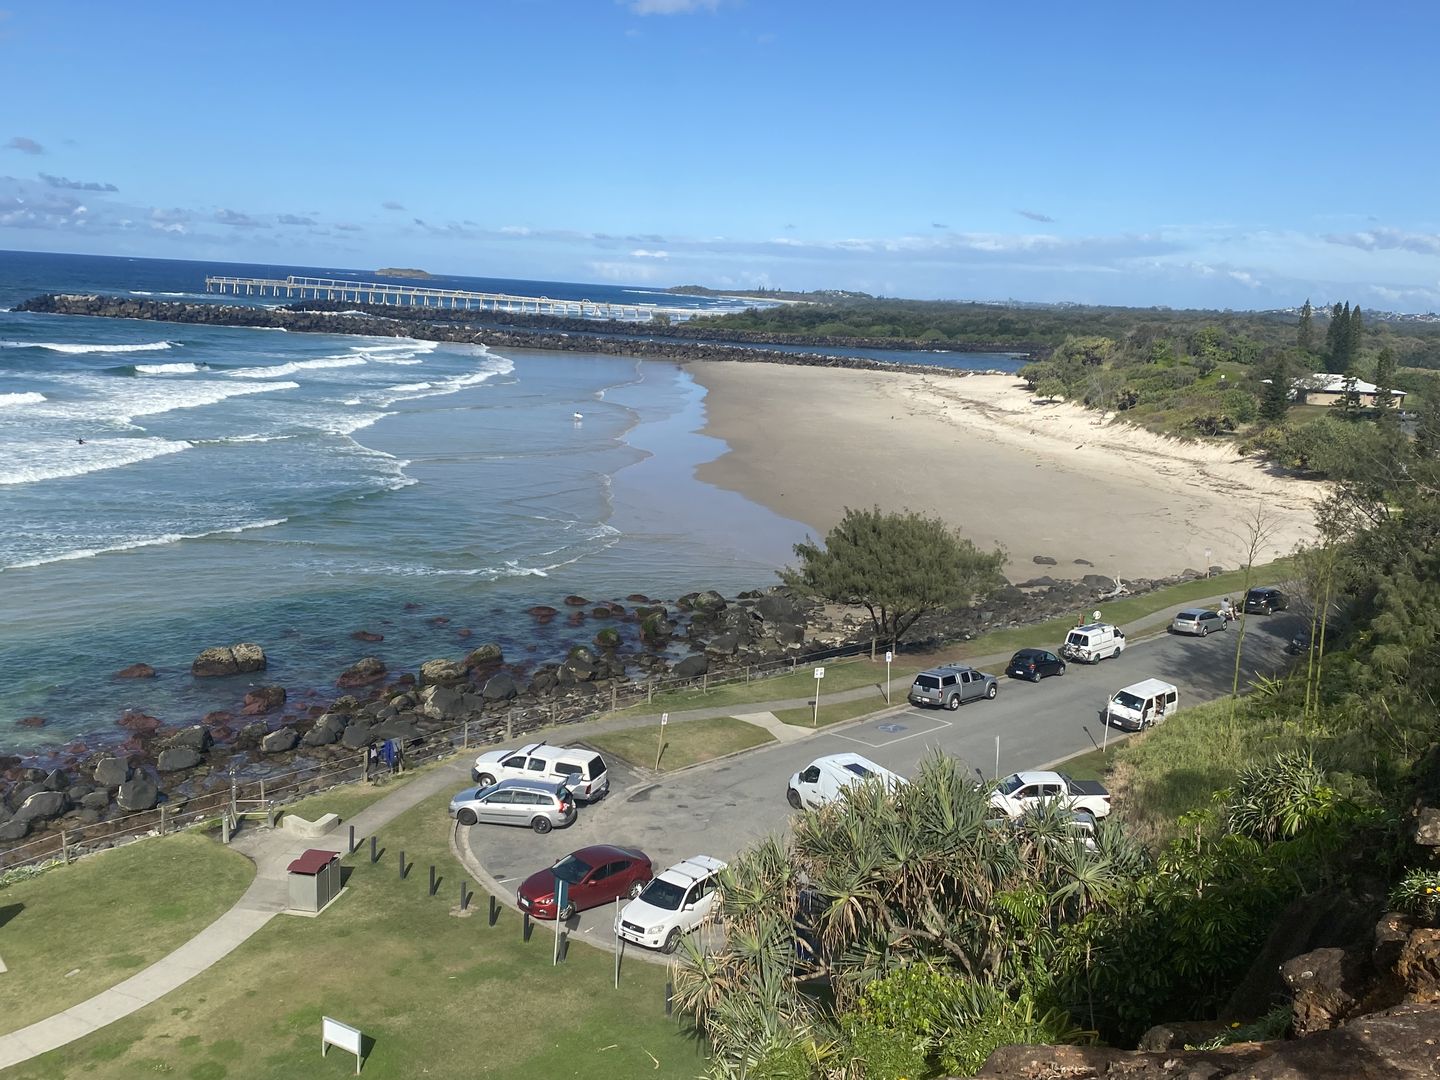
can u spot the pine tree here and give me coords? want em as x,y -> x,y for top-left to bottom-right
1373,346 -> 1396,412
1260,357 -> 1292,424
1298,299 -> 1314,352
1348,306 -> 1364,364
1324,302 -> 1346,370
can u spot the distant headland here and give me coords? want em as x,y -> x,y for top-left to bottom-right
376,267 -> 434,279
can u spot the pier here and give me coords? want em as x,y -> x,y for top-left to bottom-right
204,275 -> 709,322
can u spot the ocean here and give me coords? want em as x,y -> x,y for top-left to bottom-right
0,250 -> 1019,755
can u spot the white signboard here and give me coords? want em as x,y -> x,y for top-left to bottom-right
322,1016 -> 364,1074
660,712 -> 669,727
884,652 -> 892,664
814,666 -> 825,679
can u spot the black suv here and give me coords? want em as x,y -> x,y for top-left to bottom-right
1244,586 -> 1288,615
1006,648 -> 1067,681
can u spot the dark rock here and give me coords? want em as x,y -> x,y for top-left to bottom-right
593,627 -> 621,650
203,710 -> 236,727
241,686 -> 287,715
1073,558 -> 1094,566
1398,928 -> 1440,1004
66,783 -> 94,803
1018,576 -> 1058,588
1413,808 -> 1440,846
1283,945 -> 1369,1035
563,595 -> 589,606
371,718 -> 421,742
626,593 -> 651,603
93,756 -> 131,787
674,654 -> 709,679
1136,1019 -> 1229,1052
337,657 -> 387,689
482,672 -> 519,701
15,790 -> 69,822
427,615 -> 451,627
340,723 -> 376,749
1032,554 -> 1057,565
16,716 -> 46,728
157,747 -> 204,772
755,593 -> 800,623
591,605 -> 614,619
774,622 -> 805,646
463,643 -> 504,669
332,695 -> 361,712
705,632 -> 740,657
260,727 -> 299,754
72,808 -> 102,826
115,663 -> 157,679
640,613 -> 674,643
233,722 -> 268,750
456,627 -> 472,638
302,724 -> 339,747
0,818 -> 30,841
418,684 -> 465,720
350,629 -> 384,642
191,643 -> 266,677
42,769 -> 69,792
528,669 -> 557,694
692,590 -> 727,613
166,725 -> 213,752
118,710 -> 161,733
1081,573 -> 1117,589
1180,567 -> 1203,579
80,790 -> 110,812
117,777 -> 158,812
527,605 -> 559,623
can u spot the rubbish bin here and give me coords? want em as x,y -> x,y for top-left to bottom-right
287,848 -> 341,913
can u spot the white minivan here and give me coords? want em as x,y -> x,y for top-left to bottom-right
1061,622 -> 1126,664
471,742 -> 610,802
1105,678 -> 1179,731
786,753 -> 906,810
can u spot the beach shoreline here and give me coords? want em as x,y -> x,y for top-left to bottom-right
691,363 -> 1326,583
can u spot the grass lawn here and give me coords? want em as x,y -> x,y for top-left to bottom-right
589,715 -> 774,772
272,759 -> 451,825
0,832 -> 255,1035
1050,747 -> 1121,783
10,789 -> 705,1080
773,694 -> 892,728
616,656 -> 893,717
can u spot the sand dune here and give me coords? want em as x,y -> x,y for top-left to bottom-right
691,363 -> 1325,582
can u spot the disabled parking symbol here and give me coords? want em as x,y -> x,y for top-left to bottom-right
876,723 -> 906,734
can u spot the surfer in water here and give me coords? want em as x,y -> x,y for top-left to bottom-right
76,438 -> 86,445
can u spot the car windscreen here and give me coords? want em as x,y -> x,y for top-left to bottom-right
997,774 -> 1025,796
1247,589 -> 1268,601
914,675 -> 940,690
551,854 -> 593,883
1112,691 -> 1144,710
638,878 -> 686,910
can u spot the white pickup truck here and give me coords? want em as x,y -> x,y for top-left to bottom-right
990,770 -> 1112,821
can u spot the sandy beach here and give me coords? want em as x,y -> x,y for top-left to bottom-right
691,363 -> 1326,583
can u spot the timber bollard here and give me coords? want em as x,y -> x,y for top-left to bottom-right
428,865 -> 437,896
665,980 -> 674,1016
61,829 -> 70,865
221,815 -> 230,845
348,824 -> 356,854
370,835 -> 378,864
399,851 -> 408,879
523,912 -> 533,943
159,805 -> 169,835
459,881 -> 470,911
488,895 -> 499,926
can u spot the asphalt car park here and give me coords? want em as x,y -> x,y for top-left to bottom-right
462,609 -> 1304,955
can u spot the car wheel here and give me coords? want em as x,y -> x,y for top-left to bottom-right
946,694 -> 961,710
628,880 -> 645,899
985,683 -> 998,699
1030,671 -> 1041,682
1057,663 -> 1066,676
559,903 -> 575,920
531,816 -> 553,834
1200,625 -> 1209,637
787,787 -> 803,810
662,928 -> 682,954
457,808 -> 477,826
476,773 -> 496,788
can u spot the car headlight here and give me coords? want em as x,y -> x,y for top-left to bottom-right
648,925 -> 665,935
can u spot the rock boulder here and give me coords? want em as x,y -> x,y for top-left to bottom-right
260,727 -> 299,753
15,790 -> 69,822
419,658 -> 466,687
482,672 -> 519,701
116,777 -> 158,812
115,663 -> 157,679
167,725 -> 213,752
93,756 -> 131,788
157,748 -> 203,772
191,643 -> 267,677
463,643 -> 504,669
241,686 -> 287,716
674,654 -> 709,679
336,657 -> 387,689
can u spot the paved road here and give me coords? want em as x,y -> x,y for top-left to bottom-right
464,609 -> 1305,956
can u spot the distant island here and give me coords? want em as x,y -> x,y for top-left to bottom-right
376,267 -> 434,279
669,284 -> 857,303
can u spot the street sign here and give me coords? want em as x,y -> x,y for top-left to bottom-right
660,712 -> 669,726
814,666 -> 825,679
884,651 -> 892,664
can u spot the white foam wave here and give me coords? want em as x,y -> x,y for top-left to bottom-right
373,357 -> 515,405
227,355 -> 368,379
0,392 -> 46,407
135,362 -> 206,375
351,340 -> 439,358
3,517 -> 289,571
4,340 -> 179,355
35,376 -> 300,425
0,437 -> 190,486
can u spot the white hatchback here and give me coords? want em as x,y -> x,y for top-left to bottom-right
616,855 -> 728,953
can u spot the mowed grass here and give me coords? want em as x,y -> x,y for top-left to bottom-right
618,657 -> 893,717
274,759 -> 448,825
0,832 -> 255,1034
590,715 -> 775,772
9,790 -> 704,1080
773,693 -> 893,728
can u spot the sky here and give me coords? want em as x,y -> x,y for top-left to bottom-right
2,0 -> 1439,311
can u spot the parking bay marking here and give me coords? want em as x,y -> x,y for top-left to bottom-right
832,713 -> 952,748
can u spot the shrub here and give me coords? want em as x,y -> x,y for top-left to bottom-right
1389,868 -> 1440,923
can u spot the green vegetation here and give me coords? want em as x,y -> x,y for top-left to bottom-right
10,791 -> 699,1080
612,655 -> 891,717
589,715 -> 775,771
0,833 -> 254,1035
773,695 -> 888,728
784,506 -> 1005,645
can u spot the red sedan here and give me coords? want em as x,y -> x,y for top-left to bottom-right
516,844 -> 652,921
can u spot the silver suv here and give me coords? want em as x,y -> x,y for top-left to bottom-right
448,777 -> 577,834
908,664 -> 999,709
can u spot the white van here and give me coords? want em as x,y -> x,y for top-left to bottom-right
1105,678 -> 1179,732
1061,622 -> 1126,664
786,753 -> 906,811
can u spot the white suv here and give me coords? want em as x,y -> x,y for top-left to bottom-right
786,753 -> 907,811
616,855 -> 727,953
471,742 -> 610,802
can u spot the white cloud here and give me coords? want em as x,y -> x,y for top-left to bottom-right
1323,226 -> 1440,256
630,248 -> 669,258
624,0 -> 720,14
6,136 -> 43,155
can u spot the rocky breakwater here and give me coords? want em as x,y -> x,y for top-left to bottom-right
12,295 -> 1014,379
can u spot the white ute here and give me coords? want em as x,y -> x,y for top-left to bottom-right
787,753 -> 907,810
990,770 -> 1112,821
616,855 -> 727,953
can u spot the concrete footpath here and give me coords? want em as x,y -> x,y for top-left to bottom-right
0,587 -> 1235,1069
0,759 -> 468,1072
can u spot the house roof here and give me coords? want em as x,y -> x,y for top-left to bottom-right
1296,373 -> 1406,396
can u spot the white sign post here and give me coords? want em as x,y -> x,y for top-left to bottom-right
322,1016 -> 364,1075
1204,548 -> 1212,577
812,667 -> 825,726
884,651 -> 893,704
654,712 -> 668,771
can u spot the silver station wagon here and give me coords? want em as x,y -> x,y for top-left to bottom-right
448,777 -> 577,834
1170,608 -> 1227,636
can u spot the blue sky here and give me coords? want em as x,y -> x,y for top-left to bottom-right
2,1 -> 1439,311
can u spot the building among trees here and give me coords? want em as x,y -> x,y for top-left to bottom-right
1293,372 -> 1406,408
